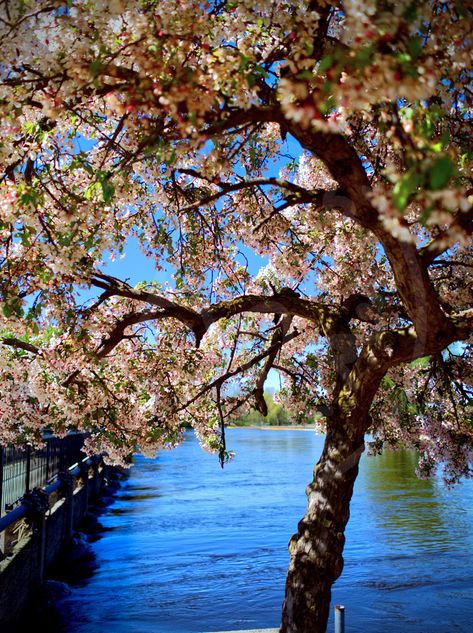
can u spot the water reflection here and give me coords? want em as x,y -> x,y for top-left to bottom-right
362,449 -> 449,550
49,430 -> 473,633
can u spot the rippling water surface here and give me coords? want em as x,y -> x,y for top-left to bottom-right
53,429 -> 473,632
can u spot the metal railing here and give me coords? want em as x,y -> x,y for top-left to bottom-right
0,433 -> 86,517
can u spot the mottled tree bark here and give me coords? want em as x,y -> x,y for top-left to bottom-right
280,402 -> 372,633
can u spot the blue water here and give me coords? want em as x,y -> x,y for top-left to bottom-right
53,429 -> 473,632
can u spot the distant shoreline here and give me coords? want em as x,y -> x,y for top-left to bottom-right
228,424 -> 317,432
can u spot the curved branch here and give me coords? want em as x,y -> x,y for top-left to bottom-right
203,105 -> 281,135
273,363 -> 313,386
89,277 -> 336,343
96,309 -> 170,358
91,273 -> 206,343
202,293 -> 333,329
87,284 -> 386,359
1,337 -> 40,355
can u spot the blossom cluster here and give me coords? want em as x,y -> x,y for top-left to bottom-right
0,0 -> 471,480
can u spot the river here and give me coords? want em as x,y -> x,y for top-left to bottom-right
51,428 -> 473,632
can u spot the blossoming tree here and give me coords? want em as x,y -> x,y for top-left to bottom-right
0,1 -> 472,631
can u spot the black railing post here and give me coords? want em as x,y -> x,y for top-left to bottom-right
45,439 -> 50,483
60,438 -> 65,472
25,445 -> 31,494
0,446 -> 4,517
59,471 -> 74,540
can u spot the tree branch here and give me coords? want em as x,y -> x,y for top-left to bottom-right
176,175 -> 321,214
176,329 -> 301,413
89,277 -> 336,343
91,273 -> 206,344
419,207 -> 473,266
1,337 -> 40,355
203,105 -> 281,135
254,315 -> 294,415
96,309 -> 170,358
282,116 -> 452,343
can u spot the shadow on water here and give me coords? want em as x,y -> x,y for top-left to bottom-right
46,430 -> 473,633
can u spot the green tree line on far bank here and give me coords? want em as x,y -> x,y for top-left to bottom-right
234,392 -> 292,426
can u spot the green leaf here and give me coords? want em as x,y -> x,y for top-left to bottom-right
304,42 -> 314,56
238,54 -> 250,71
89,59 -> 104,76
256,65 -> 268,77
29,321 -> 39,335
355,44 -> 375,66
381,376 -> 396,389
407,36 -> 423,59
2,303 -> 13,318
57,233 -> 72,246
84,181 -> 102,200
402,107 -> 413,120
393,169 -> 422,211
403,2 -> 418,22
247,72 -> 256,88
428,156 -> 453,190
39,267 -> 53,284
397,52 -> 412,63
410,355 -> 431,369
421,114 -> 435,139
2,299 -> 23,319
320,95 -> 335,115
440,130 -> 451,147
100,178 -> 115,203
318,55 -> 333,73
296,70 -> 314,81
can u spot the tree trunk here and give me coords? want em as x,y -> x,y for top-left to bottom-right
280,407 -> 369,633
